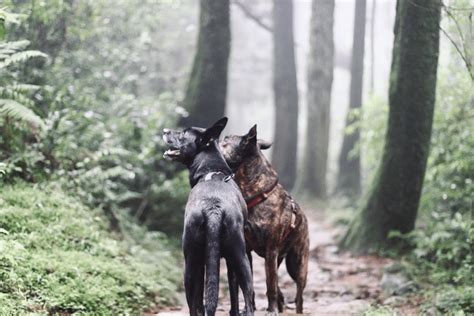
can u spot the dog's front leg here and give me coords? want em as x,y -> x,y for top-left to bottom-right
264,250 -> 279,315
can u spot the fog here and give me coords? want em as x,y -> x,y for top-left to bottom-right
226,0 -> 396,190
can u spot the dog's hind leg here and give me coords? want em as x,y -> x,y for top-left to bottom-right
226,260 -> 239,316
184,251 -> 205,316
226,235 -> 254,315
276,257 -> 285,313
285,242 -> 309,314
246,250 -> 256,311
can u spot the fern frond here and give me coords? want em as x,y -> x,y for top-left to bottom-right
0,8 -> 25,25
0,50 -> 47,69
1,84 -> 40,93
0,99 -> 44,128
0,89 -> 35,107
0,40 -> 30,53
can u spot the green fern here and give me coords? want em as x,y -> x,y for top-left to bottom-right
0,40 -> 30,53
0,50 -> 47,69
0,99 -> 44,128
0,23 -> 47,130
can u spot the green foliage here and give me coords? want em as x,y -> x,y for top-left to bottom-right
362,306 -> 398,316
354,94 -> 388,187
429,286 -> 474,314
0,183 -> 180,315
0,1 -> 195,235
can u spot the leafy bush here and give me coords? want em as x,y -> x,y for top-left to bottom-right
0,183 -> 180,315
1,2 -> 193,235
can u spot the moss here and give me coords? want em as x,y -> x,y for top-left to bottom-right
0,183 -> 180,315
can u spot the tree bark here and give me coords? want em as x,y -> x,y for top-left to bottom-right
336,0 -> 366,197
181,0 -> 230,127
340,0 -> 442,253
271,0 -> 299,190
301,0 -> 335,198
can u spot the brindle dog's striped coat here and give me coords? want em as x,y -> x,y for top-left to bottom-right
220,125 -> 309,315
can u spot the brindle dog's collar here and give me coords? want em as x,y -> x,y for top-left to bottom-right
245,177 -> 279,209
202,171 -> 235,182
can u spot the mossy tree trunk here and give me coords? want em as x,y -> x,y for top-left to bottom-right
340,0 -> 442,253
336,0 -> 366,197
301,0 -> 335,198
271,0 -> 299,190
181,0 -> 230,127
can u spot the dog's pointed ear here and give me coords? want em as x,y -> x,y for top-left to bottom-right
257,139 -> 272,150
245,124 -> 257,144
201,117 -> 228,145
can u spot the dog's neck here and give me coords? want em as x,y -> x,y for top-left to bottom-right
187,142 -> 232,188
235,151 -> 278,198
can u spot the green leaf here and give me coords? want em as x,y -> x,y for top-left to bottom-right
0,99 -> 45,129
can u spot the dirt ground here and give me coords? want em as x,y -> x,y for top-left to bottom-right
157,208 -> 421,316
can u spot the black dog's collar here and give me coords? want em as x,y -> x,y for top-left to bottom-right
202,171 -> 235,182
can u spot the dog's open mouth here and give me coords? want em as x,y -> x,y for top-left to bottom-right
163,147 -> 181,159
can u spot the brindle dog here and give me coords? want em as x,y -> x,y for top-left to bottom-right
220,125 -> 309,315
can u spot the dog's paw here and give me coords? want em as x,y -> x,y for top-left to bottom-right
265,311 -> 278,316
239,311 -> 255,316
229,309 -> 239,316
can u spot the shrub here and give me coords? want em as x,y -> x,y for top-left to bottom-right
0,183 -> 180,315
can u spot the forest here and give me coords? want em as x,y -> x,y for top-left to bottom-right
0,0 -> 472,315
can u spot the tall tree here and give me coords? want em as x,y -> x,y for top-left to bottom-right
301,0 -> 335,198
336,0 -> 366,197
272,0 -> 299,190
182,0 -> 230,127
340,0 -> 442,253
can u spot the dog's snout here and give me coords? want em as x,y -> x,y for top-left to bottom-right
163,128 -> 171,135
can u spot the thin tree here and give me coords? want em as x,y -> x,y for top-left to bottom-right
182,0 -> 231,127
336,0 -> 366,197
301,0 -> 335,198
272,0 -> 299,190
369,0 -> 376,93
340,0 -> 442,253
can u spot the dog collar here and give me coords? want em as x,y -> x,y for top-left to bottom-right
203,171 -> 235,182
245,177 -> 279,209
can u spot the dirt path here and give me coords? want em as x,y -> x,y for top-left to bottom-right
157,209 -> 417,315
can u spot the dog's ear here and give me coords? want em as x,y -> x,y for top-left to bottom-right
257,139 -> 272,150
244,124 -> 257,145
201,117 -> 228,145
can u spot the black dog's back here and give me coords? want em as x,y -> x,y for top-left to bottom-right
184,181 -> 247,314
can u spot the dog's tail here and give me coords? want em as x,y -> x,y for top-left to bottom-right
205,208 -> 222,316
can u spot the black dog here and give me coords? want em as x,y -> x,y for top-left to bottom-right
162,117 -> 254,316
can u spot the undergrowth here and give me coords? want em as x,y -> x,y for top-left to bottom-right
0,183 -> 180,315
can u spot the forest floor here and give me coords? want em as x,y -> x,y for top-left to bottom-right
156,207 -> 423,315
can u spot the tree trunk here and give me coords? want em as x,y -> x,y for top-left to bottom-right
340,0 -> 442,253
301,0 -> 335,198
336,0 -> 366,197
370,0 -> 376,93
181,0 -> 230,127
271,0 -> 299,190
